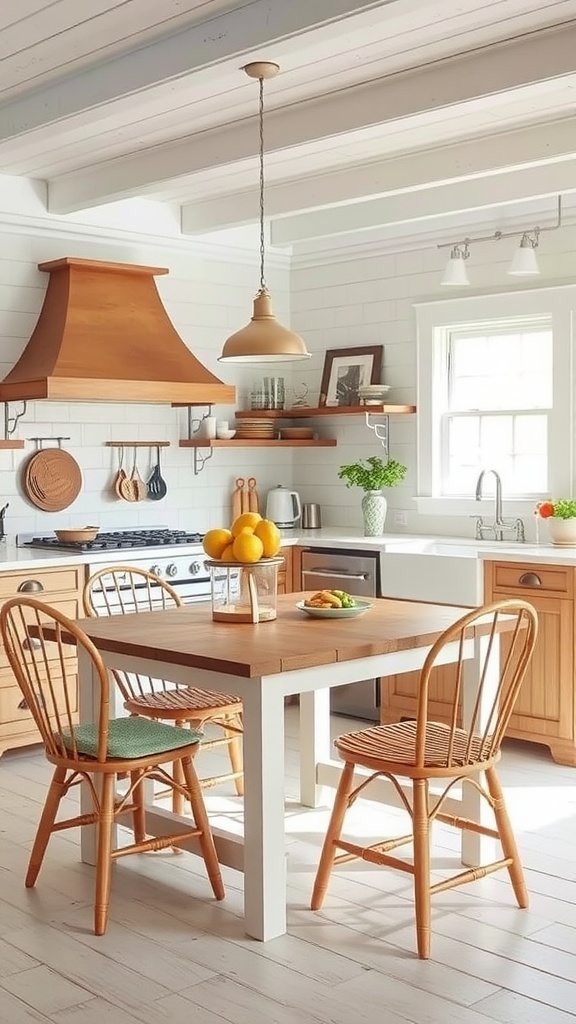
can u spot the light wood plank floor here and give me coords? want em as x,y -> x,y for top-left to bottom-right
0,709 -> 575,1024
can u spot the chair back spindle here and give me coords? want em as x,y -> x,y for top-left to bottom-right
415,600 -> 538,769
0,597 -> 111,763
83,566 -> 182,703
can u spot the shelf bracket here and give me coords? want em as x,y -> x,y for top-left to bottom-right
364,411 -> 389,455
186,405 -> 213,441
193,445 -> 214,476
3,401 -> 27,439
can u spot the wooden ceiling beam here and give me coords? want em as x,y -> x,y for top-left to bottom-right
47,22 -> 576,214
180,117 -> 576,234
0,0 -> 385,142
268,160 -> 576,245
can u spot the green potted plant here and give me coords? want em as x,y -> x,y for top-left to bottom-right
338,455 -> 407,536
537,499 -> 576,545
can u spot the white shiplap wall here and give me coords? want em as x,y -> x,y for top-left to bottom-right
0,200 -> 292,540
290,220 -> 576,539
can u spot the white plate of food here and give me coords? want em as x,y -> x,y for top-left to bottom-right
296,599 -> 373,619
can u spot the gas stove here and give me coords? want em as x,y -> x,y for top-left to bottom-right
18,528 -> 210,600
19,528 -> 204,553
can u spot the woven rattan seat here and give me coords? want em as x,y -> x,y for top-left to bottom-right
311,599 -> 538,959
0,596 -> 224,936
335,721 -> 489,772
83,566 -> 244,809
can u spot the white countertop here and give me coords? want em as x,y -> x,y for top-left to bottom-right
1,528 -> 576,573
281,528 -> 576,566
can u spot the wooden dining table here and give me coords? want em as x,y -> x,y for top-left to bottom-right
73,592 -> 506,942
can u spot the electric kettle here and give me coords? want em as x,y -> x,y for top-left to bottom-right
266,485 -> 302,528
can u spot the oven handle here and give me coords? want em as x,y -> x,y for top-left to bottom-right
302,569 -> 370,581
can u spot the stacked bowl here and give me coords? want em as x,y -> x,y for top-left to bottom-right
358,384 -> 391,406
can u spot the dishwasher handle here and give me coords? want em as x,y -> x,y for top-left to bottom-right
302,569 -> 370,581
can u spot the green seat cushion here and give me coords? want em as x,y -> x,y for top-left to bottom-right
64,717 -> 203,760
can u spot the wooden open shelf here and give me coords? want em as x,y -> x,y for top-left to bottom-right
179,438 -> 337,449
0,440 -> 25,449
235,404 -> 416,419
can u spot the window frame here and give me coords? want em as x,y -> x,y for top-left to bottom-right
415,286 -> 575,517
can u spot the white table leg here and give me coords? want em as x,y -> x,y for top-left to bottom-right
241,678 -> 287,941
461,634 -> 500,866
299,687 -> 331,808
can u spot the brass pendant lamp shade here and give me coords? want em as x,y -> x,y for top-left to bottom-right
219,62 -> 310,364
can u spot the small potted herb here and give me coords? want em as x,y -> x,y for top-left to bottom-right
338,456 -> 407,535
537,499 -> 576,545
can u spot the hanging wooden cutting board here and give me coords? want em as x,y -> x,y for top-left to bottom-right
232,477 -> 245,520
23,449 -> 82,512
247,477 -> 260,513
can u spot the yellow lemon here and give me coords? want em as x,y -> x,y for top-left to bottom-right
203,528 -> 233,559
220,543 -> 236,561
254,519 -> 281,557
232,531 -> 264,563
231,511 -> 262,537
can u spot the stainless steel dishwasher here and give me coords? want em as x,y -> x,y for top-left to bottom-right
300,547 -> 380,721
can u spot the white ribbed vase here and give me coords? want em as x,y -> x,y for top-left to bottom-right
361,490 -> 387,536
547,517 -> 576,546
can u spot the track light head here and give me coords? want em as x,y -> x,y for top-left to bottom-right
441,243 -> 470,286
508,233 -> 540,276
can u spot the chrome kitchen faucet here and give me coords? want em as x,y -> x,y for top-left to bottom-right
473,469 -> 525,542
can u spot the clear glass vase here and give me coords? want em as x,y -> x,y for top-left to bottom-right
361,490 -> 387,536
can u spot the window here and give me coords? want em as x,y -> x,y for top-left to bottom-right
416,288 -> 574,516
442,319 -> 552,496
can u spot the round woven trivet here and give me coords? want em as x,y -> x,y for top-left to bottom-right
23,449 -> 82,512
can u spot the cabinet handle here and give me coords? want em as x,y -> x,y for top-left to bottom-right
18,693 -> 45,711
518,572 -> 542,587
17,580 -> 44,593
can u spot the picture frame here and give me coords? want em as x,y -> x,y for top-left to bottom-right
319,345 -> 383,407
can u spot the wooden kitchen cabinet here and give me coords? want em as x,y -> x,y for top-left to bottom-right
0,564 -> 83,757
381,561 -> 576,767
277,546 -> 293,594
484,560 -> 576,766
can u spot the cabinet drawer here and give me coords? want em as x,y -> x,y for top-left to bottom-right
0,566 -> 83,600
0,667 -> 78,726
0,596 -> 81,670
490,562 -> 574,598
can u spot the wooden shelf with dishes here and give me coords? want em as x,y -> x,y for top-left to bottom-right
235,404 -> 416,418
179,439 -> 336,448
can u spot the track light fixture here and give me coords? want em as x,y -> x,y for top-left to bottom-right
508,232 -> 540,276
438,196 -> 561,287
441,243 -> 470,286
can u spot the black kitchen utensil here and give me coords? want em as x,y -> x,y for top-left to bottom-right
147,446 -> 167,500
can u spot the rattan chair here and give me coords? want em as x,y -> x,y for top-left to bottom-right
0,596 -> 225,936
311,599 -> 538,959
83,566 -> 244,809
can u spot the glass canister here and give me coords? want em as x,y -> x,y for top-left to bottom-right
205,558 -> 283,623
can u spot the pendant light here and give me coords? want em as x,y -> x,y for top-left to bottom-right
219,62 -> 310,363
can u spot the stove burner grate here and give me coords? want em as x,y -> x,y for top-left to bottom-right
23,529 -> 205,552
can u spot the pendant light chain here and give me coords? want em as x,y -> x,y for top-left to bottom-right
258,74 -> 266,293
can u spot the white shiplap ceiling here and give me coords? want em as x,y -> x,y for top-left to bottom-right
1,0 -> 575,248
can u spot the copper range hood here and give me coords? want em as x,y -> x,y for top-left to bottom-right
0,257 -> 236,404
